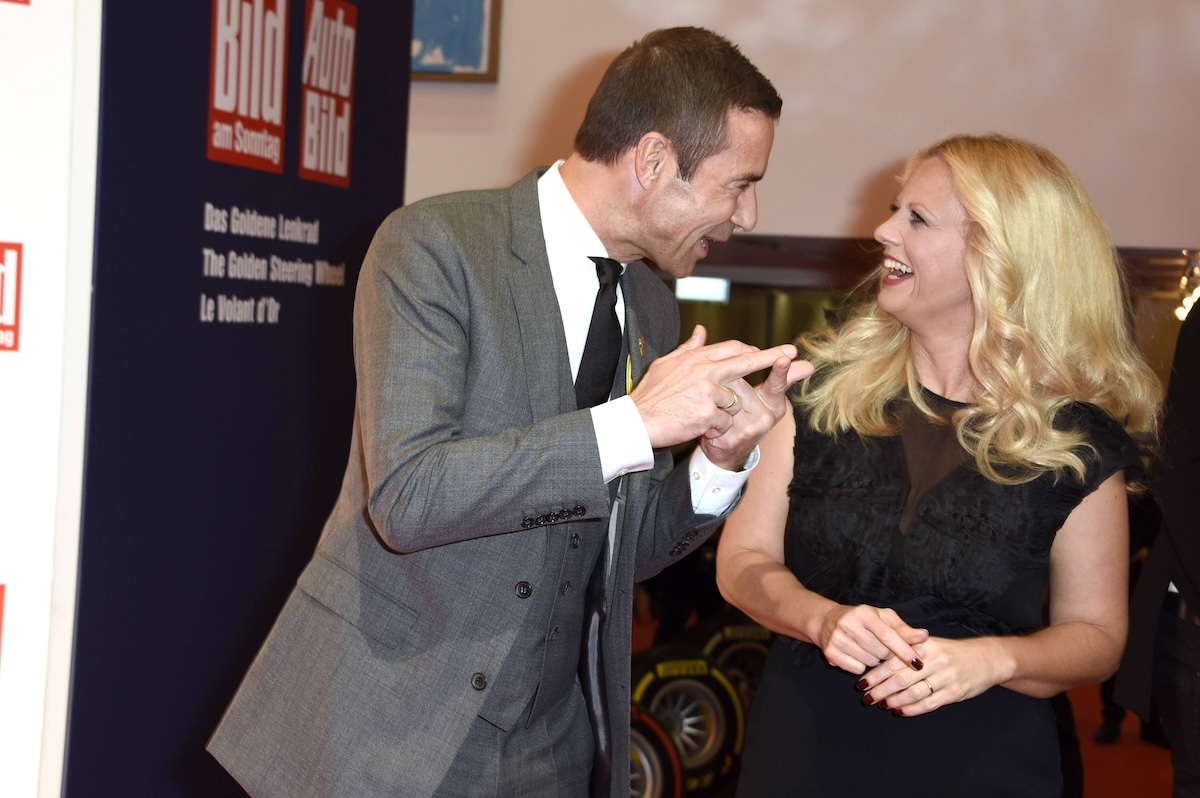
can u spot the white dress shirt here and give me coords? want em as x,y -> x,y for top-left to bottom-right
537,161 -> 754,518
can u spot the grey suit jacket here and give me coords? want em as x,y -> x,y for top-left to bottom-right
208,169 -> 726,797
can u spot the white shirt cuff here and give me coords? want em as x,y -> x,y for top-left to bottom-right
592,395 -> 654,482
689,445 -> 758,516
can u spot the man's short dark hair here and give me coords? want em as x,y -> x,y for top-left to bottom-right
574,27 -> 782,182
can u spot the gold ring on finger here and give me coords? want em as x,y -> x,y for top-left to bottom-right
716,388 -> 739,411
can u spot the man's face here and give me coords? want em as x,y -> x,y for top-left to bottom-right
639,109 -> 775,278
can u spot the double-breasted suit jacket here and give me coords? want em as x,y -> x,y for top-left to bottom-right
208,169 -> 726,797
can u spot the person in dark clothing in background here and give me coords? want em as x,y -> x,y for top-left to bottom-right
1117,305 -> 1200,797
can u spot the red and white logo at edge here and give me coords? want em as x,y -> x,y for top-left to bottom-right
0,243 -> 22,352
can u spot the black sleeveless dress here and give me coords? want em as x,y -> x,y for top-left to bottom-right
735,392 -> 1141,798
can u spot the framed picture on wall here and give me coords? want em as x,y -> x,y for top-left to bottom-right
411,0 -> 502,82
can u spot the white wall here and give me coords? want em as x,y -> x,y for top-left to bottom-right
405,0 -> 1200,248
0,2 -> 100,797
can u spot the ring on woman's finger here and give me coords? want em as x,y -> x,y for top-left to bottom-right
716,388 -> 739,411
921,678 -> 934,697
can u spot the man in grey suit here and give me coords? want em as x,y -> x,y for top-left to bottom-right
209,26 -> 809,797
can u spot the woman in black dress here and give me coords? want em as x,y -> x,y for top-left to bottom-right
716,134 -> 1162,797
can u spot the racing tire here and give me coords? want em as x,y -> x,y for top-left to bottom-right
629,702 -> 684,798
631,645 -> 745,793
681,605 -> 772,712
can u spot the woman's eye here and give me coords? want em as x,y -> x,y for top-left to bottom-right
890,204 -> 926,226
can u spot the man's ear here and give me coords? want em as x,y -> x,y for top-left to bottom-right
634,132 -> 671,189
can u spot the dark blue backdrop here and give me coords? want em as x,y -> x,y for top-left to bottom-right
66,2 -> 413,795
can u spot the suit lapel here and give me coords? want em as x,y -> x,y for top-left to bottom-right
506,170 -> 577,420
621,266 -> 663,393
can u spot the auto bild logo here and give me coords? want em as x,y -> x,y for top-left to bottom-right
298,0 -> 356,187
0,243 -> 21,352
207,0 -> 288,173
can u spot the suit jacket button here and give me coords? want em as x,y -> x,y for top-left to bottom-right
471,673 -> 487,690
549,626 -> 559,641
515,581 -> 533,599
571,533 -> 580,549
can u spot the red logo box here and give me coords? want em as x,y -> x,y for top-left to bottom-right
0,242 -> 21,352
207,0 -> 289,174
298,0 -> 356,187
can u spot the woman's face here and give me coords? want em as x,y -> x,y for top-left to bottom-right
873,157 -> 973,341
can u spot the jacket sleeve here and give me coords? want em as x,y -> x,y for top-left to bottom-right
353,201 -> 609,553
613,265 -> 732,583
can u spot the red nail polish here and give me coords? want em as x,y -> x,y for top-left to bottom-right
892,709 -> 904,717
911,657 -> 924,671
862,693 -> 875,706
856,678 -> 868,691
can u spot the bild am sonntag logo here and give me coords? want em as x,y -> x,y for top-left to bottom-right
208,0 -> 289,174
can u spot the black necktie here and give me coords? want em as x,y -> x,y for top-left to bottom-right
575,257 -> 622,409
575,259 -> 622,797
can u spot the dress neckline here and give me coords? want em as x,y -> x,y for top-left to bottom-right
919,385 -> 970,409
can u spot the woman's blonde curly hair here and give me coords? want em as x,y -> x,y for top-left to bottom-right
796,133 -> 1161,485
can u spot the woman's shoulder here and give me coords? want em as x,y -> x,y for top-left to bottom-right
1056,401 -> 1145,486
1055,401 -> 1131,441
